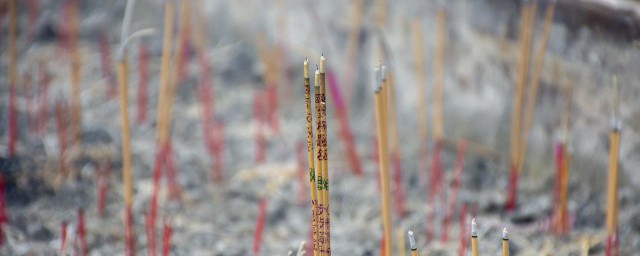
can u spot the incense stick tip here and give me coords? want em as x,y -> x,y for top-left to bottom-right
408,230 -> 417,250
502,227 -> 508,240
471,218 -> 478,237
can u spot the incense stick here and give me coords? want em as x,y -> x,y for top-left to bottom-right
319,55 -> 332,255
303,58 -> 320,256
386,71 -> 407,219
374,65 -> 392,256
433,7 -> 446,142
343,0 -> 364,105
605,77 -> 621,256
313,66 -> 327,255
396,228 -> 406,256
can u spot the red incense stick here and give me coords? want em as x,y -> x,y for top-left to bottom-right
162,219 -> 172,256
136,41 -> 150,124
253,198 -> 268,256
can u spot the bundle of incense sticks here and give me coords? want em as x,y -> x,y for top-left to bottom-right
7,0 -> 17,157
374,63 -> 392,256
303,56 -> 333,255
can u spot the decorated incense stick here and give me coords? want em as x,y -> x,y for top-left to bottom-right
605,77 -> 621,256
69,0 -> 82,146
313,66 -> 327,255
7,0 -> 17,157
303,58 -> 320,256
517,0 -> 556,174
502,228 -> 509,256
374,65 -> 392,256
408,230 -> 418,256
471,218 -> 479,256
319,55 -> 332,255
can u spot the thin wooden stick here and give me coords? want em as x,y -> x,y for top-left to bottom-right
313,66 -> 326,255
69,0 -> 82,146
116,51 -> 136,256
374,65 -> 392,256
471,218 -> 479,256
304,58 -> 320,256
396,228 -> 406,256
605,77 -> 620,256
502,228 -> 509,256
412,19 -> 428,143
319,55 -> 331,255
7,0 -> 17,157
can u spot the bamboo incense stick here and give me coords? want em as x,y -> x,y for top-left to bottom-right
471,218 -> 479,256
69,0 -> 82,146
408,230 -> 418,256
502,228 -> 509,256
517,0 -> 556,174
7,0 -> 17,157
304,58 -> 320,256
605,77 -> 621,256
320,55 -> 332,255
116,46 -> 137,256
313,66 -> 327,255
374,65 -> 392,256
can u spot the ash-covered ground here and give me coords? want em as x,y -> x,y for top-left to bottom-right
1,0 -> 640,255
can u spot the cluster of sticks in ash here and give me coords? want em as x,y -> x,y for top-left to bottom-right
303,55 -> 332,255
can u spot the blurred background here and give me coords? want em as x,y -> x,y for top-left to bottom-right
1,0 -> 640,255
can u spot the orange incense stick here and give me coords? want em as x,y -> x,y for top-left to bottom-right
374,65 -> 392,256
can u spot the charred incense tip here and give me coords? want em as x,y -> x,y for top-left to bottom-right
320,54 -> 326,73
408,230 -> 417,250
471,218 -> 478,237
502,228 -> 508,240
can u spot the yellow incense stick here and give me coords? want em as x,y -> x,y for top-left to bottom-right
408,230 -> 419,256
433,8 -> 446,141
605,77 -> 621,241
304,59 -> 320,256
117,55 -> 133,208
155,0 -> 175,145
319,55 -> 331,255
471,218 -> 479,256
412,19 -> 428,143
502,228 -> 509,256
314,66 -> 327,255
517,1 -> 555,173
374,66 -> 392,256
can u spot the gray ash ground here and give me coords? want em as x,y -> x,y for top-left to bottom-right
1,0 -> 640,255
